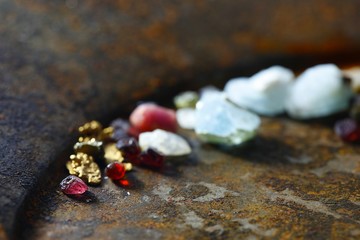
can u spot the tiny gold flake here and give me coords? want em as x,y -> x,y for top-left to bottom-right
104,143 -> 123,164
78,120 -> 103,136
66,152 -> 101,184
98,127 -> 114,142
124,162 -> 133,171
74,138 -> 103,156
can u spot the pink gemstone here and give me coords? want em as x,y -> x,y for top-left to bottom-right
129,103 -> 177,133
60,175 -> 88,195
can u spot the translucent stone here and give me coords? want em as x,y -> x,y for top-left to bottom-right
334,118 -> 360,142
224,66 -> 294,115
286,64 -> 353,119
139,148 -> 164,169
130,103 -> 177,133
174,91 -> 199,109
60,175 -> 88,195
116,137 -> 141,163
105,162 -> 126,180
139,129 -> 191,156
176,108 -> 196,130
195,95 -> 261,145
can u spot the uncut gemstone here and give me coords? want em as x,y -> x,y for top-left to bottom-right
105,162 -> 126,180
139,129 -> 191,156
224,66 -> 294,116
129,103 -> 177,133
139,148 -> 164,168
174,91 -> 199,109
116,137 -> 141,162
286,64 -> 353,119
60,175 -> 88,195
110,118 -> 131,140
334,118 -> 360,142
195,95 -> 261,145
176,108 -> 196,130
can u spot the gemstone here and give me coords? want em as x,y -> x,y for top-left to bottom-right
110,118 -> 131,141
334,118 -> 360,142
60,175 -> 88,195
286,64 -> 353,119
224,66 -> 294,116
139,129 -> 191,156
176,108 -> 196,130
139,148 -> 164,168
116,137 -> 141,162
66,152 -> 102,184
105,162 -> 126,180
195,95 -> 261,145
174,91 -> 199,109
129,103 -> 177,133
104,143 -> 124,164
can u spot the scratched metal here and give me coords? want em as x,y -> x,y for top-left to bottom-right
2,0 -> 360,239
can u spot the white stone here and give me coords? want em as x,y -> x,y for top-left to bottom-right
286,64 -> 353,119
139,129 -> 191,156
176,108 -> 196,129
224,66 -> 294,116
195,95 -> 261,145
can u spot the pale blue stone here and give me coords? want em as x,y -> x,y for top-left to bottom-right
195,95 -> 261,145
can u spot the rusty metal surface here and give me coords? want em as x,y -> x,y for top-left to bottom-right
1,0 -> 360,239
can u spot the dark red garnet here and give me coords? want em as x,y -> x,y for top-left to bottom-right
105,162 -> 126,180
116,137 -> 141,162
139,148 -> 164,169
334,118 -> 360,142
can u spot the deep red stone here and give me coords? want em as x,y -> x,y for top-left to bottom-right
105,162 -> 126,180
60,175 -> 88,195
129,103 -> 177,133
334,118 -> 360,142
139,148 -> 164,169
116,137 -> 141,162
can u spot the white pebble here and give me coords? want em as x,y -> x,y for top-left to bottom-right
176,108 -> 196,129
139,129 -> 191,156
286,64 -> 352,119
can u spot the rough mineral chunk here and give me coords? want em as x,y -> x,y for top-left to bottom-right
129,103 -> 177,133
174,91 -> 199,109
286,64 -> 353,119
195,95 -> 261,145
224,66 -> 294,115
176,108 -> 196,130
66,152 -> 101,184
73,138 -> 103,156
104,143 -> 124,164
139,129 -> 191,156
60,175 -> 88,195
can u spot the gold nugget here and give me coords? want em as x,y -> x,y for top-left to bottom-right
74,138 -> 103,156
66,152 -> 101,184
98,127 -> 114,142
78,120 -> 103,136
124,162 -> 133,171
104,143 -> 123,164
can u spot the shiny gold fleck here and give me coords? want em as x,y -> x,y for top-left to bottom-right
104,143 -> 123,164
78,120 -> 103,136
74,138 -> 103,156
98,126 -> 115,142
66,152 -> 101,184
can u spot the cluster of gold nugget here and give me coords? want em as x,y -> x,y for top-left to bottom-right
66,120 -> 132,184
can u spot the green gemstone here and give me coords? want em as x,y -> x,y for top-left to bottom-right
174,91 -> 199,109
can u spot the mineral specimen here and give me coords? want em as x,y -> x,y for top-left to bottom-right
286,64 -> 353,119
224,66 -> 294,115
60,175 -> 88,195
176,108 -> 196,130
195,95 -> 261,145
139,129 -> 191,156
66,152 -> 102,184
174,91 -> 199,109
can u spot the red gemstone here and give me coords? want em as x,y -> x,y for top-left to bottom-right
334,118 -> 360,142
129,103 -> 177,133
139,148 -> 164,169
116,137 -> 141,162
105,162 -> 126,180
60,175 -> 88,195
